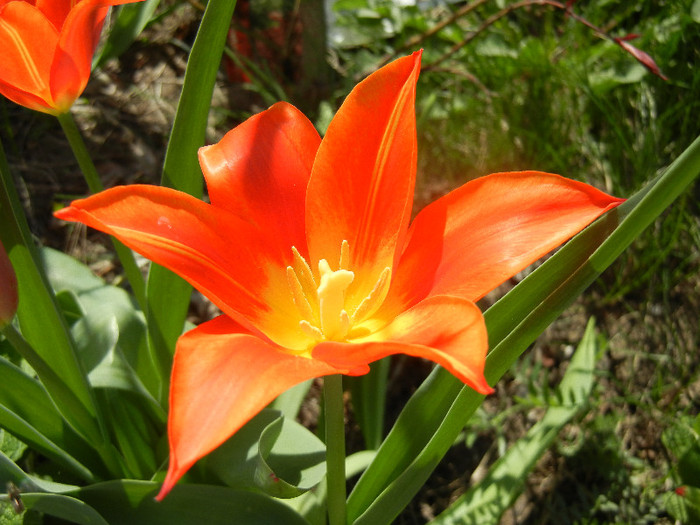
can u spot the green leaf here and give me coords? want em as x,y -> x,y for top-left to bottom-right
94,0 -> 160,67
347,358 -> 390,450
41,248 -> 158,400
431,319 -> 598,525
269,380 -> 313,420
79,480 -> 309,525
204,409 -> 326,499
12,494 -> 109,525
692,0 -> 700,23
347,135 -> 700,524
0,145 -> 101,445
146,0 -> 239,404
0,430 -> 25,462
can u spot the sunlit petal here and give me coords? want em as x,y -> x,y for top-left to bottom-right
306,51 -> 421,305
0,1 -> 57,107
199,102 -> 320,254
314,295 -> 492,395
54,185 -> 307,349
383,171 -> 625,314
156,315 -> 347,500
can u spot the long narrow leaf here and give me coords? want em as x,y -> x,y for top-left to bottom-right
347,134 -> 700,523
0,142 -> 102,445
145,0 -> 239,403
431,318 -> 598,525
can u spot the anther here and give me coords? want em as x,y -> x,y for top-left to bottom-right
299,320 -> 324,341
339,240 -> 350,270
291,246 -> 318,301
351,267 -> 392,324
286,266 -> 316,323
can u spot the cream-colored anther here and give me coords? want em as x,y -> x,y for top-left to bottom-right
351,267 -> 392,324
291,246 -> 318,300
317,259 -> 354,340
286,266 -> 316,323
339,239 -> 350,270
299,320 -> 324,341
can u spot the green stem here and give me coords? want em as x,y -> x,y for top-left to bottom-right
56,111 -> 146,310
324,374 -> 347,525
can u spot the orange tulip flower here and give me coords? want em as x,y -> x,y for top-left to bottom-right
55,51 -> 624,498
0,0 -> 139,114
0,242 -> 18,327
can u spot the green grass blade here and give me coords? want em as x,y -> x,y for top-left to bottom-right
94,0 -> 161,67
430,318 -> 598,525
347,134 -> 700,523
145,0 -> 238,402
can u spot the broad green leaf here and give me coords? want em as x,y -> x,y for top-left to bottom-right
269,380 -> 313,420
431,319 -> 598,525
79,480 -> 309,525
97,390 -> 161,479
94,0 -> 160,67
347,135 -> 700,524
146,0 -> 239,404
0,145 -> 101,445
10,493 -> 109,525
204,409 -> 326,498
0,405 -> 93,482
41,248 -> 157,400
0,449 -> 80,493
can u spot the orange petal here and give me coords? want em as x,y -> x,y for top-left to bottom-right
384,171 -> 624,312
156,315 -> 345,500
35,0 -> 74,29
0,2 -> 57,107
313,295 -> 492,395
199,102 -> 320,255
306,52 -> 421,301
50,0 -> 112,112
54,185 -> 305,349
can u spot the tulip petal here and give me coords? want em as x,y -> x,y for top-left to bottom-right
199,102 -> 320,254
156,315 -> 346,500
50,0 -> 112,112
383,171 -> 625,312
306,51 -> 421,305
0,2 -> 57,106
35,0 -> 74,29
313,295 -> 492,395
54,185 -> 308,350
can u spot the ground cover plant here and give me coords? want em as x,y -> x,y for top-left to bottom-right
0,0 -> 698,523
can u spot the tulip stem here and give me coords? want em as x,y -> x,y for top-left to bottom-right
56,112 -> 146,310
324,374 -> 347,525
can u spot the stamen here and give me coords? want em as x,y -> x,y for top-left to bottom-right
339,240 -> 350,270
286,266 -> 316,323
299,320 -> 324,341
291,246 -> 318,301
317,259 -> 354,340
351,267 -> 392,324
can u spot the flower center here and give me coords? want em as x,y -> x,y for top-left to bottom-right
286,241 -> 391,343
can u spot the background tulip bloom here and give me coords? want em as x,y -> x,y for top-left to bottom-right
55,51 -> 624,499
0,0 -> 139,114
0,242 -> 18,327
